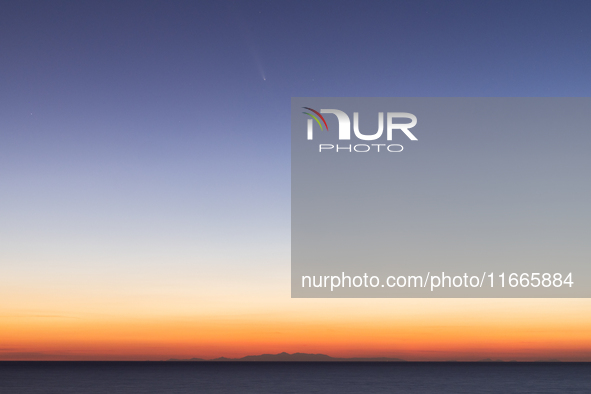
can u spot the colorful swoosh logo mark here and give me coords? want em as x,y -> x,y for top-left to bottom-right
302,107 -> 328,131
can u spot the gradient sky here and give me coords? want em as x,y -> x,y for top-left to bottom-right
1,0 -> 590,361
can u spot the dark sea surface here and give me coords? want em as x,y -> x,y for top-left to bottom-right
0,362 -> 589,394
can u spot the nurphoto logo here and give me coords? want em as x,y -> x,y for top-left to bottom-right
303,107 -> 418,153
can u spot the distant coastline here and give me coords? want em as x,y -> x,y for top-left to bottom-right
167,352 -> 405,362
166,352 -> 564,362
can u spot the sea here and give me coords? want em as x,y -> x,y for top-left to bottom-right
0,362 -> 589,393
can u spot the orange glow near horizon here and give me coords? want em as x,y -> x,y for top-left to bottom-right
2,299 -> 590,361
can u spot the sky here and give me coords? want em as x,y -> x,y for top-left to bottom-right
1,0 -> 590,361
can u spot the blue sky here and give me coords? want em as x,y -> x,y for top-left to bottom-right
1,0 -> 591,334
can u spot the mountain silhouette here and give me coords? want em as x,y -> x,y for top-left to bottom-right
168,352 -> 405,362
